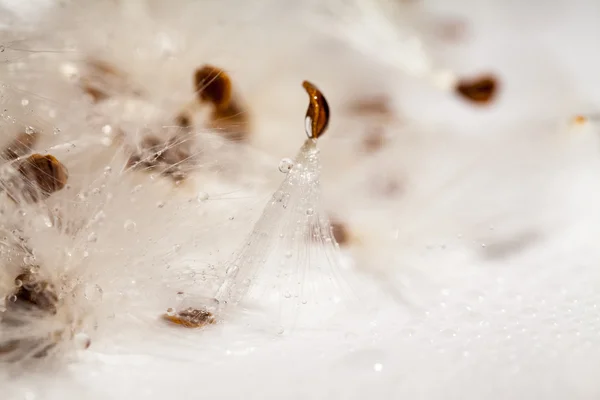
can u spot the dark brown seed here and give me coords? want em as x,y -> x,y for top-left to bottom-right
193,65 -> 249,141
194,65 -> 232,108
2,131 -> 38,160
302,81 -> 330,139
163,307 -> 216,328
455,75 -> 498,104
14,154 -> 68,202
6,154 -> 69,203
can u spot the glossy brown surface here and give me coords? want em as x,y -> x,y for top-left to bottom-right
302,81 -> 330,139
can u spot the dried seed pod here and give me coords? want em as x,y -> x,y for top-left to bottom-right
6,154 -> 69,203
303,81 -> 330,139
162,307 -> 216,328
2,131 -> 38,160
455,75 -> 498,104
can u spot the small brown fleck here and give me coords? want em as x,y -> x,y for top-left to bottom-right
455,75 -> 498,104
330,219 -> 350,246
175,113 -> 192,129
163,307 -> 216,329
435,18 -> 468,43
82,85 -> 109,103
346,96 -> 393,118
3,131 -> 39,160
573,115 -> 587,125
302,81 -> 330,139
362,126 -> 386,153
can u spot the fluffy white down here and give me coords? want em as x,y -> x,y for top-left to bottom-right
1,0 -> 600,399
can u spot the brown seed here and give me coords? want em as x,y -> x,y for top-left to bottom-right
193,65 -> 249,141
2,131 -> 39,160
6,154 -> 68,203
15,154 -> 68,202
455,75 -> 498,104
302,81 -> 330,139
162,307 -> 216,328
194,65 -> 233,108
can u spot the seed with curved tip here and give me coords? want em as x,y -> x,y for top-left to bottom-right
302,81 -> 330,139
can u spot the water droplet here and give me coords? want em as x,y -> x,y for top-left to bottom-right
53,127 -> 61,135
277,327 -> 285,335
306,208 -> 314,216
197,192 -> 209,202
14,279 -> 22,288
131,184 -> 142,193
373,363 -> 383,372
124,220 -> 136,231
156,201 -> 165,208
166,307 -> 175,316
21,99 -> 29,106
0,45 -> 5,52
8,294 -> 17,302
285,251 -> 292,258
284,292 -> 291,299
101,137 -> 112,146
278,158 -> 294,173
101,125 -> 113,135
25,126 -> 35,135
228,216 -> 234,220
